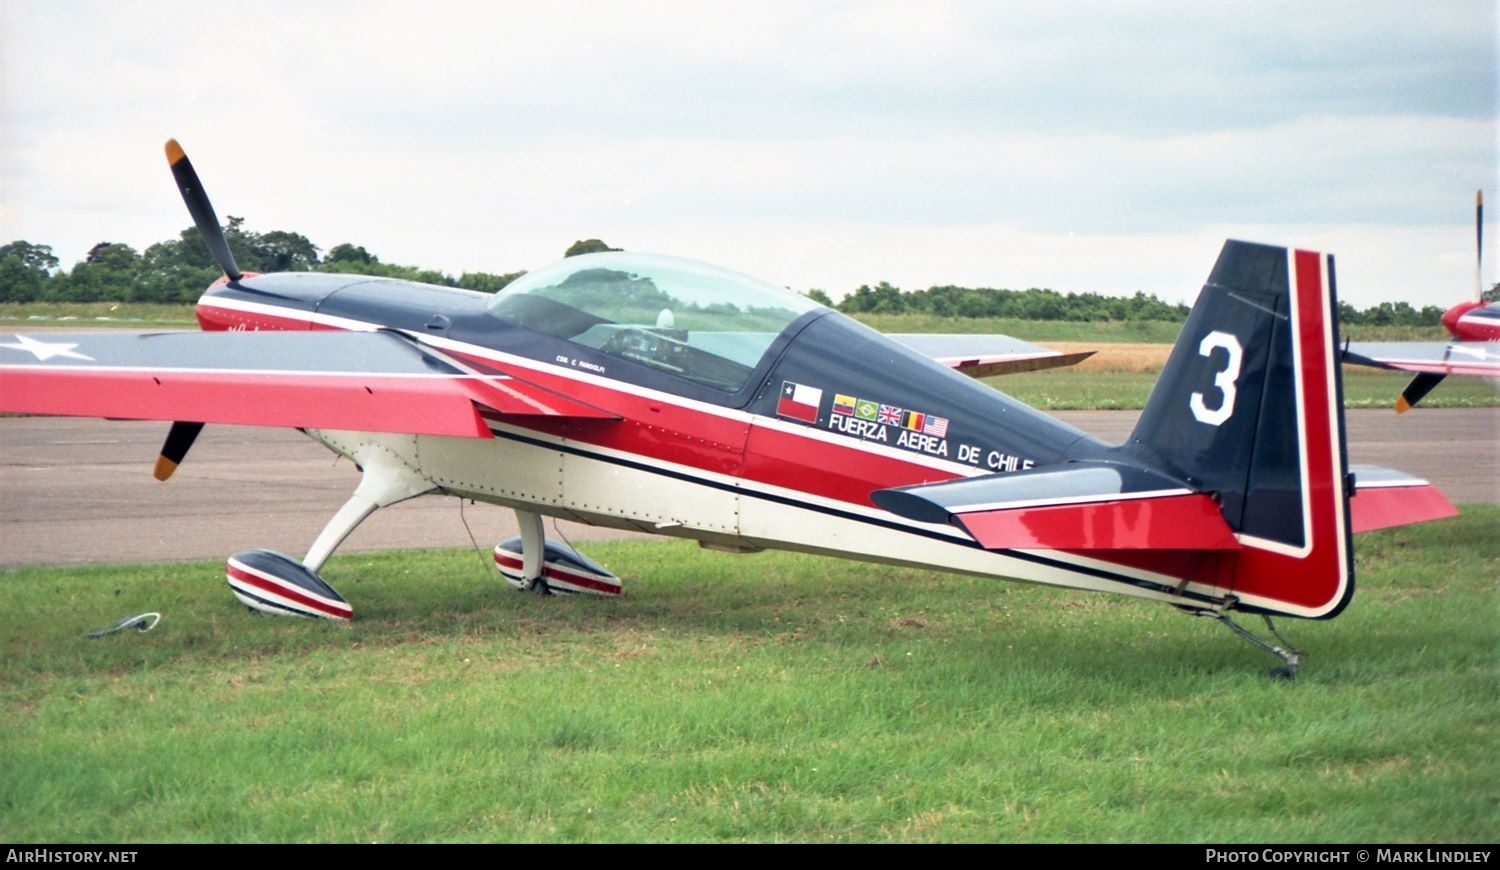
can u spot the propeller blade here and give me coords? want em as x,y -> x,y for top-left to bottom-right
1476,189 -> 1484,303
164,139 -> 242,282
154,421 -> 205,481
1395,373 -> 1446,414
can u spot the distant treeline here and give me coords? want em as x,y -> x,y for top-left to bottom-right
0,226 -> 1452,326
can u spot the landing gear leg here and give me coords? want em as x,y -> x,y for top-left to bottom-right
516,509 -> 549,594
225,437 -> 436,621
304,443 -> 436,572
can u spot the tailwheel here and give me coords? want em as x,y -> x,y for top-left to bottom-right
1205,610 -> 1302,680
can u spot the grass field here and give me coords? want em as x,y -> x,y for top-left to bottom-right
1,508 -> 1495,843
5,304 -> 1490,413
991,362 -> 1499,411
0,302 -> 198,329
1,302 -> 1452,343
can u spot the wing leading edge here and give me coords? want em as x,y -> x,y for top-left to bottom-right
0,330 -> 617,438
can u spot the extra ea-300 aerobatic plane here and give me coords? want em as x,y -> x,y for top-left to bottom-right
0,140 -> 1464,677
1344,190 -> 1500,411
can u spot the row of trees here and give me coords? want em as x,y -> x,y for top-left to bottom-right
0,226 -> 1469,327
834,280 -> 1458,326
0,220 -> 525,305
836,281 -> 1191,322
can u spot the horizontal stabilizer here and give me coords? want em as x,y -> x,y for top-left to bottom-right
873,462 -> 1239,550
1348,465 -> 1458,534
889,334 -> 1094,378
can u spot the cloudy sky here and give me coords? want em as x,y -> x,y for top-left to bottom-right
1,1 -> 1494,307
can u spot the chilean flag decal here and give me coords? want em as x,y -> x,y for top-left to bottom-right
777,381 -> 822,423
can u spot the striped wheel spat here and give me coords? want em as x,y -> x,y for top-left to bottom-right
227,549 -> 353,620
493,541 -> 622,597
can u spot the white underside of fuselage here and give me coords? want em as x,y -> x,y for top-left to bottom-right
303,425 -> 1226,613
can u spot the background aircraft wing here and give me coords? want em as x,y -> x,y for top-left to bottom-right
1344,341 -> 1500,377
1343,341 -> 1499,412
0,330 -> 617,439
888,334 -> 1094,377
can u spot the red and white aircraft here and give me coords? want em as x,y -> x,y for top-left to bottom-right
0,141 -> 1461,676
1344,191 -> 1500,411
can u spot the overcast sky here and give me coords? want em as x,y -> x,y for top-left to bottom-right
2,1 -> 1495,307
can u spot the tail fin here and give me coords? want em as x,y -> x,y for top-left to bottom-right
1128,240 -> 1354,617
872,241 -> 1362,618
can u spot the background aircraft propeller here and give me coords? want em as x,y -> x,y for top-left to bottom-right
1395,189 -> 1485,413
1474,189 -> 1484,303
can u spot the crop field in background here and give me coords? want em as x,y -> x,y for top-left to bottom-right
4,305 -> 1490,413
1,303 -> 1454,344
1,508 -> 1495,843
993,359 -> 1498,411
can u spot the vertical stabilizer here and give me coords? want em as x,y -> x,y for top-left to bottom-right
1127,241 -> 1353,617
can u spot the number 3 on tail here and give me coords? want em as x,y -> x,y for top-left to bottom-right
1189,331 -> 1243,426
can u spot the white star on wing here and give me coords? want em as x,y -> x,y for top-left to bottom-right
0,334 -> 95,362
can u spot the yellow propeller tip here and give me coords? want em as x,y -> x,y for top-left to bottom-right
1394,396 -> 1412,415
153,455 -> 180,481
164,138 -> 185,165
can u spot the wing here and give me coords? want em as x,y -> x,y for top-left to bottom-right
1344,341 -> 1500,378
0,330 -> 617,438
887,334 -> 1094,378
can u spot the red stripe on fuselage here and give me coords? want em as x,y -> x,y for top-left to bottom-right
197,302 -> 316,333
194,297 -> 978,504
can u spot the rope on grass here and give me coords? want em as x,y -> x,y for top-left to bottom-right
87,612 -> 161,638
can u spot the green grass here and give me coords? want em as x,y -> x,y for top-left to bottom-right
0,302 -> 198,328
1,508 -> 1495,842
4,304 -> 1448,343
989,367 -> 1498,411
852,313 -> 1188,343
11,304 -> 1481,410
851,313 -> 1448,343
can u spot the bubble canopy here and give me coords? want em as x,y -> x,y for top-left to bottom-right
487,252 -> 823,393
